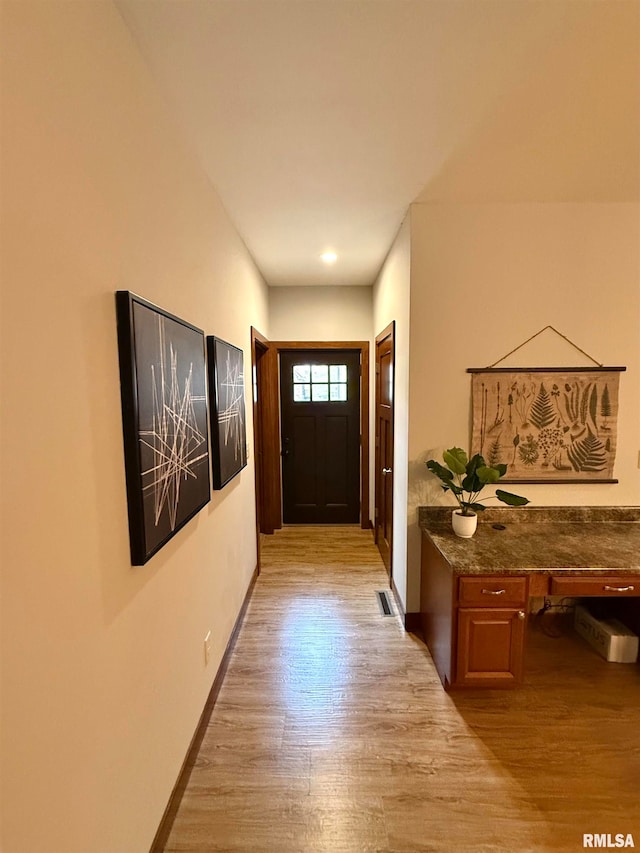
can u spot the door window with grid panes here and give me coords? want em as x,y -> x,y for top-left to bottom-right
292,364 -> 348,402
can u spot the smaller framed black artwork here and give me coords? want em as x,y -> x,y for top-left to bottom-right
207,336 -> 248,489
116,291 -> 211,565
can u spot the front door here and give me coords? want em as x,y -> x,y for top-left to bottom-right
375,323 -> 394,576
280,349 -> 361,524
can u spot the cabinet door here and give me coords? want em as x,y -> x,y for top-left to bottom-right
456,608 -> 526,687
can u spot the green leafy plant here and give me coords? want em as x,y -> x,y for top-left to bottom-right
426,447 -> 529,516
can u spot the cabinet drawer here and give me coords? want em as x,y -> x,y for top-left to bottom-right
550,576 -> 640,596
458,577 -> 527,607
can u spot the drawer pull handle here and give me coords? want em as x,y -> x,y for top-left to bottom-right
603,584 -> 635,592
481,588 -> 506,595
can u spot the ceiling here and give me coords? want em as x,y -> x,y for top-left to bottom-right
117,1 -> 639,287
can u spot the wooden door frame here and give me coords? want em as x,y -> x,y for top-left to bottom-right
268,340 -> 370,530
250,328 -> 281,539
374,322 -> 395,577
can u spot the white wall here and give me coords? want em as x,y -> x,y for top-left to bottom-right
0,3 -> 268,851
269,284 -> 372,341
372,216 -> 411,608
406,201 -> 640,612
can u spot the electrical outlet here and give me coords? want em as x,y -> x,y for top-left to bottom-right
204,630 -> 211,666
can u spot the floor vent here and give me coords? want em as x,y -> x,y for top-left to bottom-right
376,590 -> 394,617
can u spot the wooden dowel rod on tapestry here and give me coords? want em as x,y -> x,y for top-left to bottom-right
466,366 -> 627,374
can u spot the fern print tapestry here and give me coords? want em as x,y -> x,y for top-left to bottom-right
469,368 -> 623,483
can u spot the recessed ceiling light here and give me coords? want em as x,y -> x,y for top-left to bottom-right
320,251 -> 338,265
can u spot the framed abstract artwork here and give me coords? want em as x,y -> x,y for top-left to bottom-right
467,367 -> 625,484
116,291 -> 211,565
207,336 -> 248,489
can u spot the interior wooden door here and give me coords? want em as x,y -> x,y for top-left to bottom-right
375,323 -> 395,577
280,349 -> 361,524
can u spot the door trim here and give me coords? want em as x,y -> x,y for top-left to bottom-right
250,328 -> 280,537
273,340 -> 370,529
375,322 -> 395,578
250,327 -> 267,560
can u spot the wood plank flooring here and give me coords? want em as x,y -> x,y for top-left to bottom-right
163,526 -> 640,852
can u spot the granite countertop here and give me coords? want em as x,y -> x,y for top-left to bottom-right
418,506 -> 640,575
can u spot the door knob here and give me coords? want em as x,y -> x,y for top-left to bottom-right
382,468 -> 392,474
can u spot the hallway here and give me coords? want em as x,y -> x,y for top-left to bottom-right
161,527 -> 639,852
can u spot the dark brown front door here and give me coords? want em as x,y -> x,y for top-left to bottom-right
280,349 -> 361,524
375,323 -> 394,576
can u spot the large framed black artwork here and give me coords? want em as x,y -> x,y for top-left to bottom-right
116,291 -> 211,565
207,336 -> 247,489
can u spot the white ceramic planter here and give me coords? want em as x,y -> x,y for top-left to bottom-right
452,510 -> 478,538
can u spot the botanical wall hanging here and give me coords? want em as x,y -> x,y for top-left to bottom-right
467,328 -> 625,484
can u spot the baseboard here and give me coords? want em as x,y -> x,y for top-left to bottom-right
390,577 -> 421,633
150,564 -> 259,853
404,611 -> 422,633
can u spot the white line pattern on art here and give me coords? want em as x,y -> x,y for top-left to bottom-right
219,348 -> 245,462
140,316 -> 207,530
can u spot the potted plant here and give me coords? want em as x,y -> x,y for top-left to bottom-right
426,447 -> 529,538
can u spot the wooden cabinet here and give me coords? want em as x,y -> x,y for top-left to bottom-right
420,531 -> 528,689
419,516 -> 640,691
454,573 -> 527,687
455,606 -> 526,687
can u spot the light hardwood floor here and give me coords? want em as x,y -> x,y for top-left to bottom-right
163,526 -> 640,852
